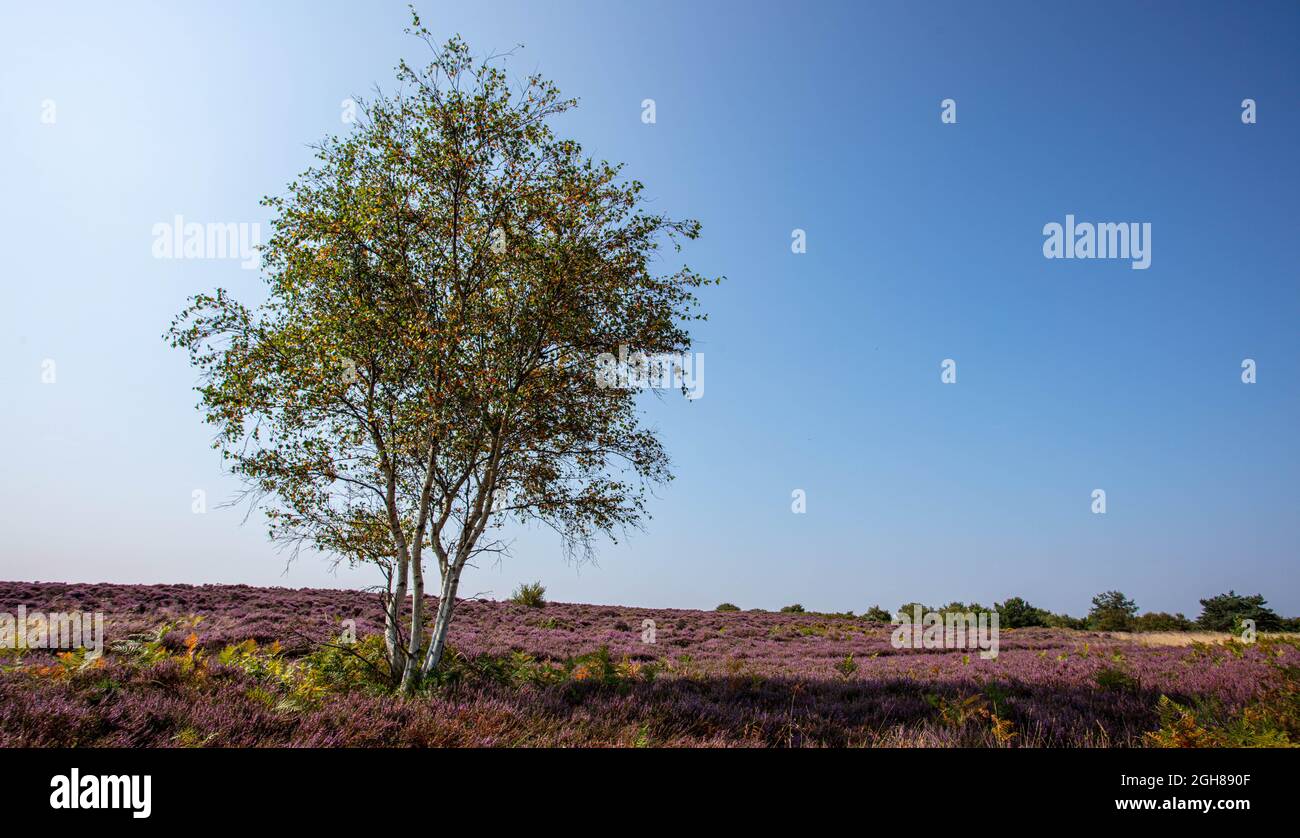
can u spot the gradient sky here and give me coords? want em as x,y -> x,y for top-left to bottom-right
2,1 -> 1297,617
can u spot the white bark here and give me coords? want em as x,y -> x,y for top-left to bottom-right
384,557 -> 408,683
400,563 -> 425,691
420,567 -> 462,677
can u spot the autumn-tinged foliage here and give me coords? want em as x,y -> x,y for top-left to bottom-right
1145,644 -> 1300,747
167,13 -> 716,691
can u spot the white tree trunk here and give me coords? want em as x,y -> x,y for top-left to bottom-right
400,565 -> 425,692
384,557 -> 408,684
419,567 -> 462,677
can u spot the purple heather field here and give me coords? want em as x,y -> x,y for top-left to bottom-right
1,581 -> 1295,747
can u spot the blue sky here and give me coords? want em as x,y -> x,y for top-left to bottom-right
2,1 -> 1297,617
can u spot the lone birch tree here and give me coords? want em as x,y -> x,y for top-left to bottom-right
167,17 -> 713,692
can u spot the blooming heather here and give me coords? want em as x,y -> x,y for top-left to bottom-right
0,582 -> 1294,747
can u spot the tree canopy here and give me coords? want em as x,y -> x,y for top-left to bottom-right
1197,590 -> 1282,632
168,18 -> 716,690
1087,590 -> 1138,632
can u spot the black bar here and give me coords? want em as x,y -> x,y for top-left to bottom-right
5,746 -> 1288,823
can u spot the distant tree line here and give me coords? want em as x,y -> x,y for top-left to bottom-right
718,590 -> 1297,633
997,590 -> 1296,633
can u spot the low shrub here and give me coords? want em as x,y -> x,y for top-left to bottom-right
1093,666 -> 1139,693
510,581 -> 547,609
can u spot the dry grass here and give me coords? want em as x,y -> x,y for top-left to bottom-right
1119,631 -> 1300,647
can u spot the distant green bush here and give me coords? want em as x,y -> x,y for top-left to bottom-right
995,597 -> 1051,628
780,604 -> 805,613
937,601 -> 989,615
715,602 -> 740,612
1044,612 -> 1088,630
1133,612 -> 1193,632
862,605 -> 893,622
510,581 -> 547,609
